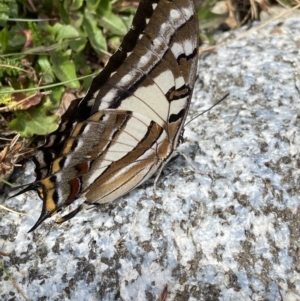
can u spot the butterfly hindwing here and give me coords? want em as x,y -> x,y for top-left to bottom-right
29,111 -> 168,231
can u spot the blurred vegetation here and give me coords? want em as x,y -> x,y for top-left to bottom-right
0,0 -> 298,139
0,0 -> 138,138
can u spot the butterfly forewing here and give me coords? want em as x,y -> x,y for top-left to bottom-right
19,0 -> 199,231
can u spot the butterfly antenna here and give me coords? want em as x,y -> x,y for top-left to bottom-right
185,93 -> 229,126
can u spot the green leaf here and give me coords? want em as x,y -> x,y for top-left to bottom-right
47,23 -> 80,42
0,87 -> 15,106
0,1 -> 18,19
69,11 -> 84,28
121,14 -> 134,32
6,25 -> 25,52
50,51 -> 80,88
64,0 -> 84,11
199,33 -> 215,45
50,86 -> 65,110
7,1 -> 18,18
0,27 -> 8,54
58,3 -> 70,24
9,98 -> 59,137
69,36 -> 87,53
83,11 -> 107,57
108,36 -> 121,52
56,24 -> 80,41
97,0 -> 128,36
97,11 -> 127,36
98,0 -> 111,12
197,7 -> 226,31
198,7 -> 219,20
87,0 -> 101,10
37,55 -> 55,84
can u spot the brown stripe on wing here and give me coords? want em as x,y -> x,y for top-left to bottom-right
166,85 -> 190,102
65,178 -> 81,205
87,111 -> 133,159
84,117 -> 168,202
81,115 -> 161,193
42,113 -> 132,189
49,111 -> 130,175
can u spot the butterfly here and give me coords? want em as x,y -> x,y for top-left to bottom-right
14,0 -> 199,231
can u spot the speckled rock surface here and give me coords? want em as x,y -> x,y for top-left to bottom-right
1,17 -> 300,301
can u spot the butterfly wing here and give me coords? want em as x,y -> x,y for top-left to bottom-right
21,0 -> 199,231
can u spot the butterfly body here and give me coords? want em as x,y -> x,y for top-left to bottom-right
17,0 -> 199,231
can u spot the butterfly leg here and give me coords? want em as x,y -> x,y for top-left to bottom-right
55,204 -> 84,224
152,162 -> 166,199
178,151 -> 214,181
